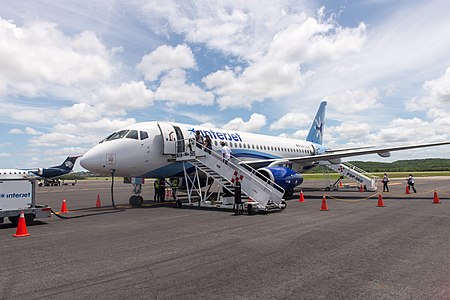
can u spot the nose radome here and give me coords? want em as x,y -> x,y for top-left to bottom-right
80,149 -> 102,171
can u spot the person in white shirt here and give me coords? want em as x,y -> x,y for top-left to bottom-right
382,173 -> 390,192
407,174 -> 417,193
220,141 -> 231,164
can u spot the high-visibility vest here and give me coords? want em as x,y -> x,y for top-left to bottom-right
154,180 -> 159,188
172,178 -> 179,188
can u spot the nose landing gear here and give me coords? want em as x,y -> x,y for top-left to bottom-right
129,182 -> 144,207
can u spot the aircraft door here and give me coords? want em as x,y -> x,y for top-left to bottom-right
157,122 -> 177,154
173,125 -> 185,153
311,144 -> 318,155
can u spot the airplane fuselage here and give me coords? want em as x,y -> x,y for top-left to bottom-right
80,121 -> 327,178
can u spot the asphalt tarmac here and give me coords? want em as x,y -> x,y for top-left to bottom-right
0,177 -> 449,300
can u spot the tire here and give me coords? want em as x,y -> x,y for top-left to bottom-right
284,188 -> 294,197
135,196 -> 143,207
8,216 -> 19,227
129,195 -> 143,207
129,195 -> 137,206
25,214 -> 35,226
280,200 -> 287,210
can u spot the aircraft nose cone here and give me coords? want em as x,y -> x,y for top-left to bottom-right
80,148 -> 103,171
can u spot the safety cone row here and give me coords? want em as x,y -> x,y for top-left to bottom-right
377,193 -> 385,207
60,198 -> 69,213
298,190 -> 305,203
13,211 -> 30,238
433,190 -> 441,204
320,195 -> 329,211
96,194 -> 102,207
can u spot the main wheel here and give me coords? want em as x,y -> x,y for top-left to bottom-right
25,214 -> 35,226
280,200 -> 287,210
284,188 -> 294,197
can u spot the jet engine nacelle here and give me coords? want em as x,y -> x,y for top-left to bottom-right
257,166 -> 303,196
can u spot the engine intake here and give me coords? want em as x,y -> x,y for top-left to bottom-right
257,166 -> 303,196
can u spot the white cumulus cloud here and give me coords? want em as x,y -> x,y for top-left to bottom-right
90,81 -> 154,116
223,113 -> 267,132
137,44 -> 196,82
328,88 -> 382,113
0,18 -> 115,98
270,112 -> 311,130
154,69 -> 215,106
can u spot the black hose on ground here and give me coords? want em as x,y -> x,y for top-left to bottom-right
111,169 -> 117,210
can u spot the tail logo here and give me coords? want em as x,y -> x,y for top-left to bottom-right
65,161 -> 74,169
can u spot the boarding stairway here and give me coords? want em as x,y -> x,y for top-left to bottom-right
323,161 -> 379,191
174,139 -> 286,212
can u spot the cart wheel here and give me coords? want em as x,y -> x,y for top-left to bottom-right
8,216 -> 19,227
25,214 -> 35,226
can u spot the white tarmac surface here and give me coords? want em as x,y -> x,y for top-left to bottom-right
1,177 -> 449,299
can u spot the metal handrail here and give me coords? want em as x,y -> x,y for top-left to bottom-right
342,162 -> 379,179
178,138 -> 285,195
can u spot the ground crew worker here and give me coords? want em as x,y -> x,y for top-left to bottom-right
159,177 -> 167,201
382,173 -> 390,192
171,178 -> 179,200
407,174 -> 417,193
154,179 -> 160,201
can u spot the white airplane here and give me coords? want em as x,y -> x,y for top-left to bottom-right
80,101 -> 450,200
0,156 -> 79,180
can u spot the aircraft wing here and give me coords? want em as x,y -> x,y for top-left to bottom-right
240,141 -> 450,168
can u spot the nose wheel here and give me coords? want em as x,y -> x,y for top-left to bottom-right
129,195 -> 144,207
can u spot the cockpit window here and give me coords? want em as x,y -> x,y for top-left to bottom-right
126,130 -> 139,140
140,131 -> 148,140
105,130 -> 130,141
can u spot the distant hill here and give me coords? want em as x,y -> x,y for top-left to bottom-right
347,158 -> 450,172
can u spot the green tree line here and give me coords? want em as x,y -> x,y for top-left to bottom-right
347,158 -> 450,172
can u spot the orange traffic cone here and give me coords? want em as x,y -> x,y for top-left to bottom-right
405,185 -> 410,194
359,185 -> 364,192
299,190 -> 305,203
339,181 -> 343,188
377,194 -> 385,207
60,198 -> 69,213
320,195 -> 329,211
96,194 -> 102,207
433,190 -> 441,204
13,211 -> 30,237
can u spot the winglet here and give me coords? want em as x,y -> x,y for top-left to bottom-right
306,101 -> 327,145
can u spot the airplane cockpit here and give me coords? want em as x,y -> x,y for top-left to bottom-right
100,130 -> 149,143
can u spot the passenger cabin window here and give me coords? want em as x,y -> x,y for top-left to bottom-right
140,131 -> 149,140
106,130 -> 129,141
126,130 -> 139,140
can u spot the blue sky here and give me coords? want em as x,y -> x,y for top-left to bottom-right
1,0 -> 450,169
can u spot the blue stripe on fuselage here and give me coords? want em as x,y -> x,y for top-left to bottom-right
141,150 -> 280,178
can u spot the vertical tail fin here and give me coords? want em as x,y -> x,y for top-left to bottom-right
53,156 -> 79,170
306,101 -> 327,145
